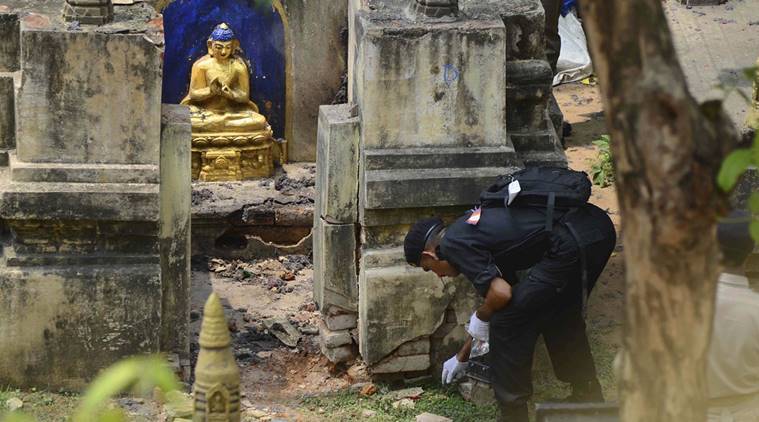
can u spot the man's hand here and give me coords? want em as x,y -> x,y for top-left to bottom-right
467,311 -> 489,341
442,355 -> 468,385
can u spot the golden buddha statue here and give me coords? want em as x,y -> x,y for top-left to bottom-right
183,23 -> 279,181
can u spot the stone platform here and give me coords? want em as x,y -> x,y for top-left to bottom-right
191,163 -> 315,259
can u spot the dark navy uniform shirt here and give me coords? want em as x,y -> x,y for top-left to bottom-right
439,206 -> 602,297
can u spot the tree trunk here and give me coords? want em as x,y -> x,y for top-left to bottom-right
578,2 -> 738,421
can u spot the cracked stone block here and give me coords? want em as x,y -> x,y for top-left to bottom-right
325,313 -> 358,331
0,14 -> 20,72
319,322 -> 353,348
312,217 -> 358,313
321,343 -> 355,364
17,30 -> 161,165
398,338 -> 430,356
358,256 -> 478,365
316,104 -> 360,223
354,13 -> 507,150
370,354 -> 430,374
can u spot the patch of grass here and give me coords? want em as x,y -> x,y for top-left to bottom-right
301,382 -> 497,422
590,134 -> 614,188
0,389 -> 79,422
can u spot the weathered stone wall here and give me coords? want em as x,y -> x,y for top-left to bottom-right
284,0 -> 349,161
315,0 -> 567,376
17,30 -> 161,165
0,5 -> 190,389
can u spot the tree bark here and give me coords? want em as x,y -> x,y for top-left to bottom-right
579,2 -> 738,421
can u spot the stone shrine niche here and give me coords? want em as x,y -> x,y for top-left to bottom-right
160,0 -> 349,162
162,0 -> 285,179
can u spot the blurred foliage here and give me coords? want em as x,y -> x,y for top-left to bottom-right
717,65 -> 759,240
0,356 -> 179,422
590,134 -> 614,188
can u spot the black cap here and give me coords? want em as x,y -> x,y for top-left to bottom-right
404,217 -> 444,266
717,210 -> 755,267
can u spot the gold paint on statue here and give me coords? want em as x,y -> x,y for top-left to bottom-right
192,292 -> 241,422
748,57 -> 759,130
183,23 -> 279,181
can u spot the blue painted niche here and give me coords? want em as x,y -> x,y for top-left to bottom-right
162,0 -> 286,138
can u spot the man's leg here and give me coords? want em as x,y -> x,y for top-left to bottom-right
542,294 -> 603,401
543,209 -> 617,399
541,0 -> 563,73
490,281 -> 558,421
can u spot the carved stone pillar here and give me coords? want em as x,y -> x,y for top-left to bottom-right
63,0 -> 114,25
414,0 -> 459,18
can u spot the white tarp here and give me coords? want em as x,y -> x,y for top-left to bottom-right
553,11 -> 593,86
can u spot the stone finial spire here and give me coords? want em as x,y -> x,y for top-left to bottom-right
63,0 -> 114,25
192,293 -> 241,422
414,0 -> 459,18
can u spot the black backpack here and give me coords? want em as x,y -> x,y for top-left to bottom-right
479,166 -> 592,231
479,166 -> 595,309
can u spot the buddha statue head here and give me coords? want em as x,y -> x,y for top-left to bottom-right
207,23 -> 239,62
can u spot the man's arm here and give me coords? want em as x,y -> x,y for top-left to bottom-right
475,277 -> 512,322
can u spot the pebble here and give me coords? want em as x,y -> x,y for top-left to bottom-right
361,409 -> 377,418
360,383 -> 378,397
392,398 -> 415,410
416,412 -> 453,422
243,408 -> 269,419
6,397 -> 23,412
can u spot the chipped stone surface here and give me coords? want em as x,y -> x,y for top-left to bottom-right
0,266 -> 161,390
359,259 -> 478,365
324,312 -> 358,331
318,321 -> 353,348
397,338 -> 431,357
0,75 -> 15,153
0,14 -> 19,72
354,13 -> 507,150
17,30 -> 161,165
320,343 -> 355,364
313,217 -> 358,313
316,104 -> 360,223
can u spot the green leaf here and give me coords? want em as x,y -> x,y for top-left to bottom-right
742,66 -> 758,82
749,193 -> 759,214
1,413 -> 37,422
72,356 -> 179,422
750,220 -> 759,243
717,149 -> 753,191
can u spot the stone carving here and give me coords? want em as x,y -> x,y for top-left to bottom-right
182,23 -> 277,181
192,292 -> 241,422
414,0 -> 459,18
63,0 -> 114,25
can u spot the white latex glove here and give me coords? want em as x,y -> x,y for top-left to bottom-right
467,311 -> 489,342
441,355 -> 468,385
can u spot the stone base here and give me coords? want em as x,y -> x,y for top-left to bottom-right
193,144 -> 275,182
0,261 -> 161,389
